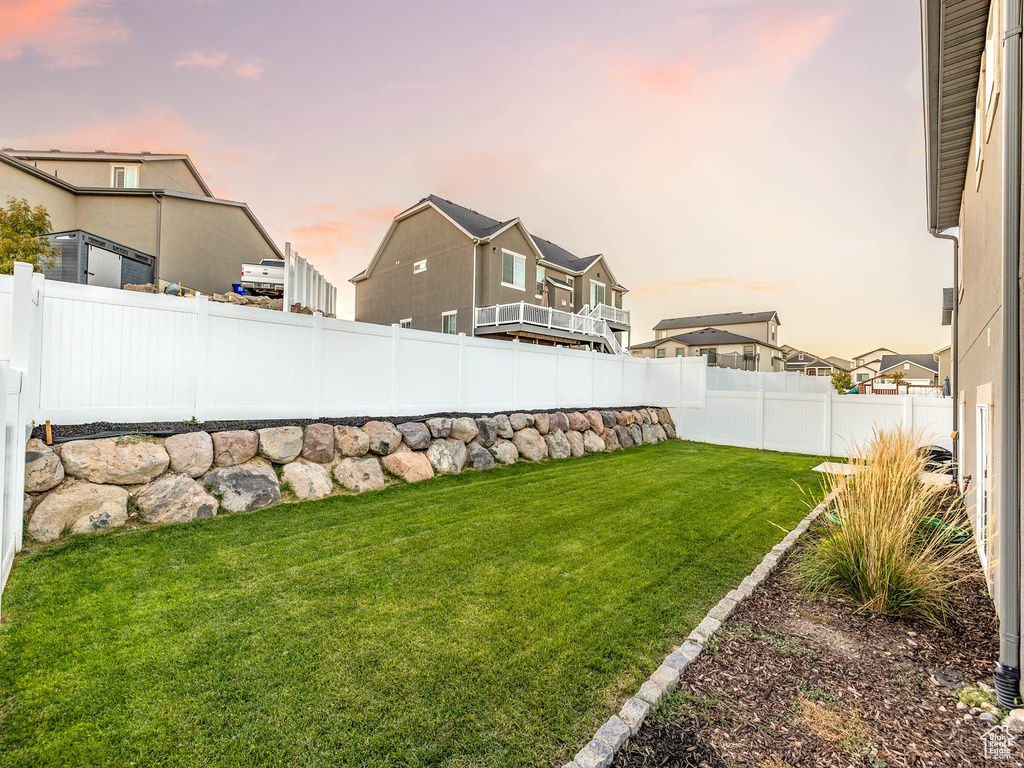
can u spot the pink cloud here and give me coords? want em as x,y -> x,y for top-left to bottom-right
174,50 -> 228,69
233,60 -> 263,79
750,9 -> 840,80
0,0 -> 128,68
286,205 -> 402,256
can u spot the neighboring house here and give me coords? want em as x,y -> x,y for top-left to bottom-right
935,345 -> 952,391
351,195 -> 629,353
848,346 -> 899,383
920,0 -> 1024,706
0,149 -> 283,295
875,354 -> 940,386
785,349 -> 844,377
826,356 -> 852,371
650,310 -> 781,347
630,328 -> 784,371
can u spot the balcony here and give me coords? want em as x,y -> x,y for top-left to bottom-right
474,302 -> 625,354
589,303 -> 630,326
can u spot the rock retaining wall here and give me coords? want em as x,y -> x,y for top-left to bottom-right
23,407 -> 676,544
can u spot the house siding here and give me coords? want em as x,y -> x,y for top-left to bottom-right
478,225 -> 542,309
24,157 -> 206,196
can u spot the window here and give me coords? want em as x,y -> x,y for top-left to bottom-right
798,353 -> 804,360
441,311 -> 457,335
903,363 -> 910,371
655,330 -> 667,340
590,280 -> 606,307
536,266 -> 545,297
656,348 -> 666,358
501,250 -> 526,290
399,318 -> 412,329
413,259 -> 427,274
743,344 -> 754,358
855,358 -> 864,367
675,348 -> 686,357
565,275 -> 574,289
111,165 -> 138,188
856,373 -> 868,382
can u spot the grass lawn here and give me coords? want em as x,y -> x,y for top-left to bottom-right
0,441 -> 823,767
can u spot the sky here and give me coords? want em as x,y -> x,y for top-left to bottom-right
0,0 -> 950,359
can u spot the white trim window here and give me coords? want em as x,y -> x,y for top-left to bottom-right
976,404 -> 991,569
501,249 -> 526,290
589,279 -> 606,307
399,318 -> 412,329
111,165 -> 139,189
441,310 -> 457,335
565,275 -> 574,289
413,259 -> 427,274
536,266 -> 545,298
655,330 -> 667,340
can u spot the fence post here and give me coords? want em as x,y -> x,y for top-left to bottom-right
590,348 -> 597,406
457,333 -> 466,411
823,390 -> 832,456
555,345 -> 562,409
193,296 -> 210,421
310,312 -> 323,419
903,395 -> 914,429
283,242 -> 292,313
390,323 -> 400,417
756,389 -> 765,450
511,338 -> 519,410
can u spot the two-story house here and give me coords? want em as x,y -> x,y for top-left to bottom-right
350,195 -> 630,353
848,346 -> 899,383
920,0 -> 1024,707
0,149 -> 284,294
784,349 -> 846,377
629,311 -> 784,371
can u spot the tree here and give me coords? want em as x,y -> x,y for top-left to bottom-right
830,369 -> 853,394
889,370 -> 906,385
0,197 -> 60,274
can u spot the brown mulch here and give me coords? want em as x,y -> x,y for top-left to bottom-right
613,538 -> 1005,768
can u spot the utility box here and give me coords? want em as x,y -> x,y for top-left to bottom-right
44,230 -> 156,289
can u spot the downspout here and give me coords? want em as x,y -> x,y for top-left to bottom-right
996,0 -> 1023,711
151,192 -> 162,288
930,231 -> 959,468
471,241 -> 479,336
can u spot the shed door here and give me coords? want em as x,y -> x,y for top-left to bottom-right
86,245 -> 121,288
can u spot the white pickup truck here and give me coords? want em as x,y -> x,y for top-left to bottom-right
240,259 -> 285,296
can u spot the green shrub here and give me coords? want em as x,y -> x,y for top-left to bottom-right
797,426 -> 976,626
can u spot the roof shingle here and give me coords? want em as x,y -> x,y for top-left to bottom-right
653,310 -> 779,332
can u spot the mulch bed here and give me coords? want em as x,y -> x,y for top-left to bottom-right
613,537 -> 1003,768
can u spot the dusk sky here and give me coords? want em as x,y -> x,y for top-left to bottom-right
0,0 -> 949,358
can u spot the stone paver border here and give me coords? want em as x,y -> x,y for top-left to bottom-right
562,492 -> 836,768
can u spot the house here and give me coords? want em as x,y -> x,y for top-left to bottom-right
920,0 -> 1023,706
650,310 -> 781,346
351,195 -> 629,353
935,345 -> 952,391
848,346 -> 899,383
826,356 -> 852,371
629,327 -> 784,371
0,149 -> 283,295
875,354 -> 940,386
785,349 -> 847,377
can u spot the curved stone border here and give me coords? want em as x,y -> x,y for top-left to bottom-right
562,494 -> 833,768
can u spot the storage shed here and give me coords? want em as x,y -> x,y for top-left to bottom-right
44,230 -> 156,289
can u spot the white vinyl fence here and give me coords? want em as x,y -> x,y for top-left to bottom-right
283,243 -> 337,316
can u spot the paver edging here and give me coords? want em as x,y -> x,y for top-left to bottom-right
561,491 -> 837,768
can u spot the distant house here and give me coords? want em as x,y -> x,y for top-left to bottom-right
0,149 -> 283,295
351,195 -> 629,353
826,356 -> 852,371
848,346 -> 899,383
876,354 -> 940,386
630,327 -> 784,371
785,349 -> 845,377
650,310 -> 781,346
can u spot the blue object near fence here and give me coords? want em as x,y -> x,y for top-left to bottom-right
232,283 -> 247,295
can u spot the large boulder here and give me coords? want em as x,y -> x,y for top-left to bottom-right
301,423 -> 335,464
544,431 -> 571,459
565,430 -> 585,457
487,439 -> 516,464
363,421 -> 403,456
512,428 -> 547,461
532,413 -> 550,436
334,426 -> 370,457
202,459 -> 281,512
641,424 -> 658,444
396,421 -> 432,451
28,481 -> 129,541
647,408 -> 660,425
509,412 -> 534,431
164,432 -> 214,478
468,442 -> 495,470
494,414 -> 514,438
425,417 -> 452,438
614,424 -> 634,449
653,425 -> 668,442
282,459 -> 333,500
450,417 -> 479,443
663,423 -> 677,440
603,427 -> 621,451
212,430 -> 259,467
567,412 -> 591,432
551,411 -> 570,432
381,451 -> 435,483
628,423 -> 644,446
474,417 -> 498,447
659,408 -> 675,429
334,457 -> 387,493
61,437 -> 169,485
426,439 -> 467,474
636,409 -> 651,425
584,410 -> 604,432
600,411 -> 617,429
135,473 -> 218,524
24,438 -> 64,493
257,426 -> 304,464
583,430 -> 606,454
616,411 -> 634,426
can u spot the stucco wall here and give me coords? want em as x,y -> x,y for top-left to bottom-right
354,206 -> 474,334
478,225 -> 542,309
0,162 -> 78,224
24,158 -> 205,196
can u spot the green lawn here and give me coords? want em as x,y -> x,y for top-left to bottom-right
0,441 -> 822,767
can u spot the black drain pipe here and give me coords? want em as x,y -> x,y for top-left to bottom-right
996,0 -> 1024,710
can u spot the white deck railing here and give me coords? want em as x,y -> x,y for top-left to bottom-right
590,303 -> 630,325
475,301 -> 624,352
